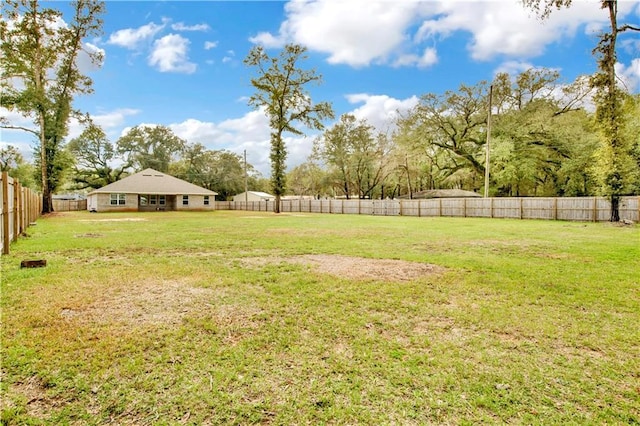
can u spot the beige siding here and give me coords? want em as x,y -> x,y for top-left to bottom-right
92,193 -> 139,212
175,195 -> 216,211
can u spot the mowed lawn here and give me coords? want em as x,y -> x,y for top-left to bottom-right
1,211 -> 639,425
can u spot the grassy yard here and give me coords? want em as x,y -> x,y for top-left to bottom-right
1,211 -> 639,425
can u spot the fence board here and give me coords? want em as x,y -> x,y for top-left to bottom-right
217,196 -> 640,223
1,172 -> 41,255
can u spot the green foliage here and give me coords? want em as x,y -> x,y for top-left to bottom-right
0,0 -> 105,212
67,123 -> 130,189
116,125 -> 186,173
287,160 -> 330,197
0,145 -> 37,189
170,144 -> 261,200
314,114 -> 391,199
244,44 -> 334,211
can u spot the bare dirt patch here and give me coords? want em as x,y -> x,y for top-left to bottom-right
243,254 -> 444,282
61,279 -> 218,326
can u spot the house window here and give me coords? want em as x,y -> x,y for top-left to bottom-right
204,195 -> 209,206
150,195 -> 157,205
182,195 -> 189,206
110,193 -> 126,205
140,195 -> 148,206
159,195 -> 166,205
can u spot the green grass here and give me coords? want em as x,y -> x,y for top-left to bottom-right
1,211 -> 639,424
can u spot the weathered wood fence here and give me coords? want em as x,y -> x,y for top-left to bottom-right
1,172 -> 41,255
53,199 -> 87,212
216,196 -> 640,222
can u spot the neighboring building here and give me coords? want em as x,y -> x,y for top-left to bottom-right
398,189 -> 481,199
87,168 -> 217,212
232,191 -> 275,202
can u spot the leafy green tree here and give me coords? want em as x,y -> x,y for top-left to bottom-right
286,160 -> 329,198
0,0 -> 105,212
244,44 -> 334,212
67,123 -> 131,189
0,144 -> 37,188
395,82 -> 489,192
523,0 -> 640,220
116,125 -> 186,173
313,114 -> 391,199
0,145 -> 23,172
170,144 -> 261,200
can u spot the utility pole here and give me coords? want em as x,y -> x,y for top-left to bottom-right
484,84 -> 493,198
244,150 -> 248,204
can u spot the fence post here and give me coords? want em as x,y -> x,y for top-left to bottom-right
13,180 -> 20,241
553,198 -> 558,221
593,197 -> 598,222
2,172 -> 10,255
439,199 -> 442,217
520,197 -> 524,220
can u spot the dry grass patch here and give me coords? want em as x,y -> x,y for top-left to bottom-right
240,254 -> 444,281
60,279 -> 218,327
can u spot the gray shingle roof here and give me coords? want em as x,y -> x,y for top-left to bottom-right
88,169 -> 218,196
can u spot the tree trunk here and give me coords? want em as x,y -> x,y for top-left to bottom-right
606,0 -> 620,222
274,193 -> 281,214
610,194 -> 620,222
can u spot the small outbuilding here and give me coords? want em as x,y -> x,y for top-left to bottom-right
232,191 -> 275,202
398,189 -> 481,199
87,168 -> 217,212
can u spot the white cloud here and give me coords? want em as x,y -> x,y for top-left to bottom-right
204,41 -> 218,50
248,31 -> 285,48
148,34 -> 197,74
171,22 -> 210,32
253,0 -> 639,67
393,47 -> 438,68
345,94 -> 419,131
77,42 -> 105,73
494,60 -> 537,76
617,59 -> 640,92
262,0 -> 426,67
108,22 -> 165,50
222,50 -> 236,64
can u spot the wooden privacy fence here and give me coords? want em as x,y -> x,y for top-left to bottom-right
216,196 -> 640,222
53,199 -> 87,212
1,171 -> 41,255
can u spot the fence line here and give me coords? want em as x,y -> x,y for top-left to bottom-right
216,196 -> 640,223
53,199 -> 87,212
1,171 -> 41,255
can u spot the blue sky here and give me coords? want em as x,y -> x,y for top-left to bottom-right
2,0 -> 639,176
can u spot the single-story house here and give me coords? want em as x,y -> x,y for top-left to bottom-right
87,168 -> 218,212
398,189 -> 481,199
232,191 -> 275,202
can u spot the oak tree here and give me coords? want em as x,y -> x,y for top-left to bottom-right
0,0 -> 105,212
244,44 -> 333,213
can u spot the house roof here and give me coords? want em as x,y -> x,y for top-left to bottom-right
235,191 -> 275,199
88,169 -> 218,196
398,189 -> 481,199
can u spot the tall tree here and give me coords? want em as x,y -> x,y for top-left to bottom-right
522,0 -> 640,220
314,114 -> 390,199
67,123 -> 131,189
395,82 -> 490,192
116,125 -> 186,173
244,44 -> 334,213
0,0 -> 105,213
